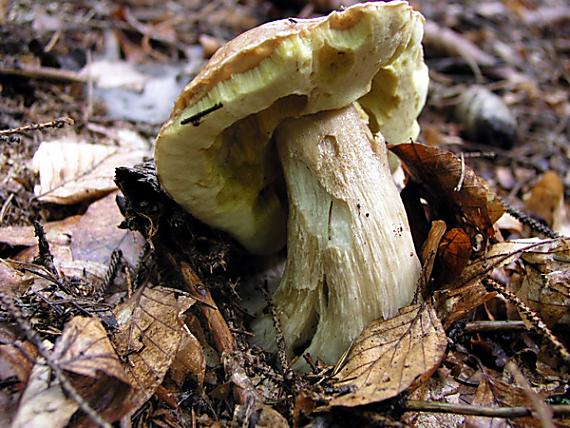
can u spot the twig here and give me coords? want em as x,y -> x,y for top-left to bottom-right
0,117 -> 74,136
0,293 -> 112,428
0,64 -> 86,83
464,320 -> 527,332
483,277 -> 570,364
404,400 -> 570,418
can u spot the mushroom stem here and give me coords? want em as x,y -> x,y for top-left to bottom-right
253,104 -> 421,366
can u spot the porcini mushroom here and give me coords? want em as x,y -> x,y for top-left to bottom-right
155,1 -> 428,366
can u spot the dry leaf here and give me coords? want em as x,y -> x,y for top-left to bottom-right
525,171 -> 564,226
421,220 -> 447,282
404,366 -> 467,427
233,404 -> 289,428
169,327 -> 206,390
328,303 -> 447,408
390,143 -> 505,236
517,239 -> 570,327
436,282 -> 497,329
112,286 -> 195,414
52,316 -> 132,423
465,372 -> 541,428
0,327 -> 36,386
1,193 -> 144,269
438,228 -> 472,280
12,356 -> 79,428
0,215 -> 80,247
32,139 -> 147,204
70,192 -> 145,267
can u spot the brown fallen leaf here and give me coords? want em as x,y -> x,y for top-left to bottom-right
1,193 -> 144,270
390,143 -> 505,236
517,239 -> 570,327
438,228 -> 472,280
403,364 -> 468,427
0,327 -> 37,425
421,220 -> 447,281
464,369 -> 543,428
11,359 -> 80,428
436,281 -> 496,330
328,303 -> 447,408
169,327 -> 206,390
32,138 -> 147,205
112,286 -> 195,415
0,327 -> 36,386
525,171 -> 564,227
52,316 -> 132,423
70,192 -> 145,267
0,215 -> 80,247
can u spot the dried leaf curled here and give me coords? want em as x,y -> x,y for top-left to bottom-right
52,316 -> 132,422
438,228 -> 472,279
390,143 -> 505,235
328,303 -> 447,408
112,286 -> 194,414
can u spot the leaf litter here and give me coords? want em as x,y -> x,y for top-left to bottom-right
1,0 -> 570,426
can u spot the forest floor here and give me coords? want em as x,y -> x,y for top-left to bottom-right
0,0 -> 569,427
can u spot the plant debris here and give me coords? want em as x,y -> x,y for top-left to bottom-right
1,0 -> 569,426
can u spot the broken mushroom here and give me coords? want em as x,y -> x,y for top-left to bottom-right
155,1 -> 428,366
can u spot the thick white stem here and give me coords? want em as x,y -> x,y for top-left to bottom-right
253,104 -> 422,366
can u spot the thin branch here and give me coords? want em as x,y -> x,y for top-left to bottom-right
404,400 -> 570,418
464,320 -> 527,332
0,117 -> 74,136
0,64 -> 86,83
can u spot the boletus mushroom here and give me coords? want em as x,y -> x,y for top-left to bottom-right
155,1 -> 429,366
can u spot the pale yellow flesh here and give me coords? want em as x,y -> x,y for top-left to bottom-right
155,1 -> 427,254
253,105 -> 421,366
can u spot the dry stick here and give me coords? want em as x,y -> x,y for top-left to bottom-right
404,400 -> 570,418
464,320 -> 527,332
0,116 -> 75,136
483,277 -> 570,364
0,64 -> 86,83
0,293 -> 112,428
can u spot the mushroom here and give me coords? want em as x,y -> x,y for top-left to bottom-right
155,1 -> 428,366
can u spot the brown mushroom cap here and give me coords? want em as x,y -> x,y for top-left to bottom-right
155,1 -> 427,254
